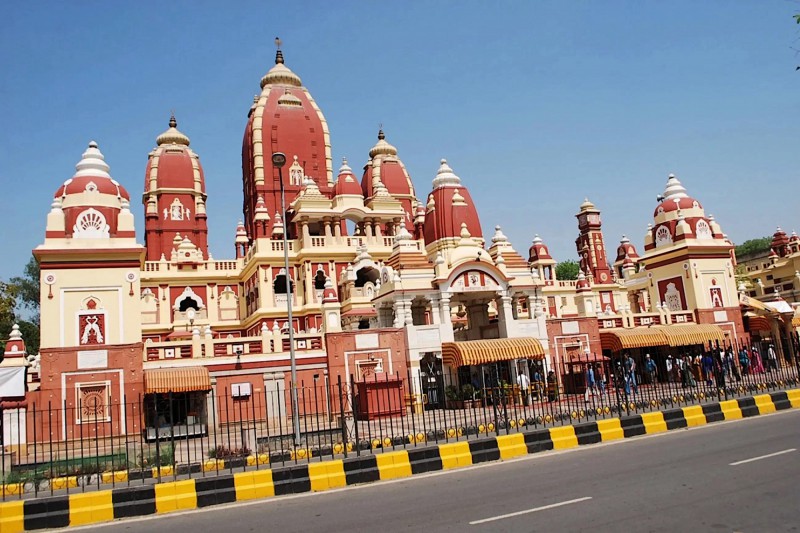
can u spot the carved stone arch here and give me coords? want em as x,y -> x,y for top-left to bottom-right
695,219 -> 712,239
443,262 -> 508,294
655,225 -> 672,247
173,286 -> 205,311
73,208 -> 110,238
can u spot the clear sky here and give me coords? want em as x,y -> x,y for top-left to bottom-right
1,1 -> 798,281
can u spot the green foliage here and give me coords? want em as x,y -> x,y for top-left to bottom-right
138,443 -> 175,468
555,260 -> 580,281
444,385 -> 460,401
1,256 -> 40,353
0,281 -> 18,352
9,257 -> 40,320
734,237 -> 771,259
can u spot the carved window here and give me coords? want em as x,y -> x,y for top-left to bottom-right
169,198 -> 185,221
655,225 -> 672,247
76,382 -> 111,424
73,208 -> 110,238
695,219 -> 712,239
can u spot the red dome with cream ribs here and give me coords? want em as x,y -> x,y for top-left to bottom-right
422,159 -> 483,244
242,45 -> 332,241
361,129 -> 417,221
142,116 -> 209,261
333,158 -> 362,197
53,141 -> 133,238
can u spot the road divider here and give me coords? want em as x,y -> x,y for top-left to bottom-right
0,390 -> 797,532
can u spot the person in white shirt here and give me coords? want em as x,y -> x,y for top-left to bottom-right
517,371 -> 531,405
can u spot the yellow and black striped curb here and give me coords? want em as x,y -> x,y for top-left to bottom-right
1,390 -> 797,532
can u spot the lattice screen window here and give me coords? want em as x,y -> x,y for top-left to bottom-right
76,382 -> 111,424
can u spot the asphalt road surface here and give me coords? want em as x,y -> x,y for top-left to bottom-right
74,410 -> 800,533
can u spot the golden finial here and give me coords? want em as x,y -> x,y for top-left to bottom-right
274,37 -> 284,64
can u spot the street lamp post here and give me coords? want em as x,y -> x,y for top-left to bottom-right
272,152 -> 301,447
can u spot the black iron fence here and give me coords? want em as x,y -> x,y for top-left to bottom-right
1,336 -> 798,500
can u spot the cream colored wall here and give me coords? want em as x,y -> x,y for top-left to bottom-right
646,257 -> 735,311
40,267 -> 142,349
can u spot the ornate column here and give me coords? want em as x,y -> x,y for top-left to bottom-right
430,295 -> 441,325
496,292 -> 515,338
439,293 -> 452,327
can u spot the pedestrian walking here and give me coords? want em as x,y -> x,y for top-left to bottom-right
584,363 -> 598,402
750,346 -> 764,374
517,370 -> 531,406
702,352 -> 714,387
644,354 -> 657,384
738,347 -> 750,375
727,349 -> 741,382
767,344 -> 778,371
596,363 -> 606,394
624,353 -> 638,396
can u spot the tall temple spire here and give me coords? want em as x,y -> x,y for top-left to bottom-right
275,36 -> 284,64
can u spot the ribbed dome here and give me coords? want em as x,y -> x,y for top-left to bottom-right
653,174 -> 702,217
368,129 -> 397,158
156,115 -> 190,146
334,158 -> 363,196
578,198 -> 596,212
55,141 -> 130,200
260,50 -> 302,88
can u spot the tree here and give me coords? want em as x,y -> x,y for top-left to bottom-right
9,257 -> 40,322
1,256 -> 41,354
734,237 -> 771,259
555,260 -> 580,281
0,281 -> 18,353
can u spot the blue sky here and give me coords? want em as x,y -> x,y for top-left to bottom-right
1,1 -> 798,281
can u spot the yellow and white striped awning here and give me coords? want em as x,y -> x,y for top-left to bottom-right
600,329 -> 669,352
655,324 -> 727,348
441,338 -> 545,368
144,367 -> 212,394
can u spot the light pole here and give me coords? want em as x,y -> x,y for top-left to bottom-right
272,151 -> 301,446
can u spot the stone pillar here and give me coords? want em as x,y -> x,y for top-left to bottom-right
393,298 -> 405,328
206,377 -> 219,430
439,293 -> 453,327
429,295 -> 441,325
404,297 -> 414,327
191,327 -> 202,358
496,294 -> 515,338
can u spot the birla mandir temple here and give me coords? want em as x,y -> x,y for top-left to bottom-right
2,45 -> 797,447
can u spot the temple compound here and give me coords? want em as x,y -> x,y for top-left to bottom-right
3,47 -> 792,448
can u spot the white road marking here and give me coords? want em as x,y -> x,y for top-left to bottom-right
469,496 -> 593,525
729,448 -> 796,466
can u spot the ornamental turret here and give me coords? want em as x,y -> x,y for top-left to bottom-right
242,41 -> 332,241
143,115 -> 209,261
575,198 -> 612,285
422,159 -> 483,257
361,130 -> 418,228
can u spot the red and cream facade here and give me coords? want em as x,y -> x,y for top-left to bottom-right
2,49 -> 752,441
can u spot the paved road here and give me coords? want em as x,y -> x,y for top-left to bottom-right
77,410 -> 800,533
